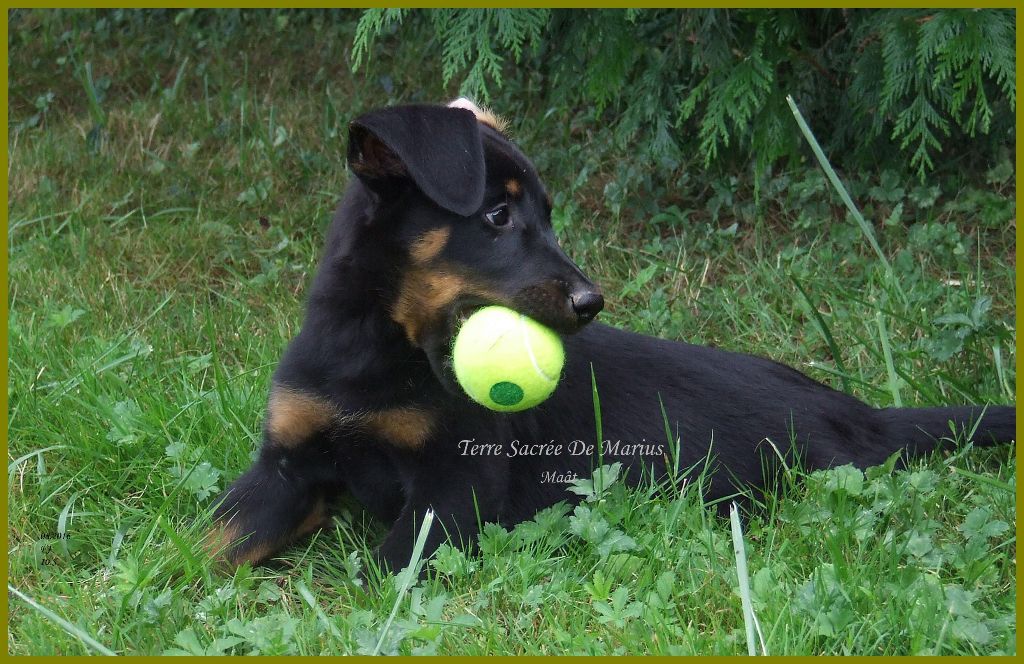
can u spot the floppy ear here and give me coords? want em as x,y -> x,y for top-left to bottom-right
347,105 -> 486,217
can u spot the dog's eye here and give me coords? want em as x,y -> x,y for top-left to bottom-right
484,204 -> 511,228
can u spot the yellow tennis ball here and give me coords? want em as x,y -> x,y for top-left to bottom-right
452,306 -> 565,412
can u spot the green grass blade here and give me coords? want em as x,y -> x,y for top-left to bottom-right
875,311 -> 903,407
659,393 -> 681,488
155,515 -> 201,581
164,56 -> 190,106
7,445 -> 65,485
372,509 -> 435,655
789,275 -> 851,393
729,503 -> 766,656
992,342 -> 1013,400
950,466 -> 1014,492
591,363 -> 604,469
80,61 -> 107,129
8,585 -> 117,656
786,94 -> 905,304
296,581 -> 345,641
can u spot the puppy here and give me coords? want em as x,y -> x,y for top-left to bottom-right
209,99 -> 1016,573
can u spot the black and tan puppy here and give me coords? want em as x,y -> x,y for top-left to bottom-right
209,99 -> 1016,573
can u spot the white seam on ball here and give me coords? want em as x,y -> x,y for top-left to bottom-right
520,315 -> 555,382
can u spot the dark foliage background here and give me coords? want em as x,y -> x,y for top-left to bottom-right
11,9 -> 1016,205
355,8 -> 1014,182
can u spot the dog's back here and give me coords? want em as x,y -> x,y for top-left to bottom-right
493,322 -> 1015,519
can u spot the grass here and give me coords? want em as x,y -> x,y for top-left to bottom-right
6,9 -> 1017,656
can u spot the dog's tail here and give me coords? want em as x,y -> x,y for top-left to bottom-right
876,404 -> 1015,461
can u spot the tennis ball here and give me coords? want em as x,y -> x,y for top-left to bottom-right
452,306 -> 564,412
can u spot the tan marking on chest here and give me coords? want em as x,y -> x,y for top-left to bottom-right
266,387 -> 338,448
364,406 -> 436,449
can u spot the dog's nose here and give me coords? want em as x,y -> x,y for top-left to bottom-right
571,291 -> 604,323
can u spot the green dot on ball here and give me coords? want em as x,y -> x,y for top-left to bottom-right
489,381 -> 525,406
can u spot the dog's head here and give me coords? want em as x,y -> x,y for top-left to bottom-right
345,99 -> 603,387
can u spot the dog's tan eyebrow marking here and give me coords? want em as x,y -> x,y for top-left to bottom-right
364,407 -> 436,449
266,386 -> 339,448
409,227 -> 451,264
505,178 -> 522,197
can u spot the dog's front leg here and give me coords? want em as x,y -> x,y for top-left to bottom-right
208,445 -> 336,567
207,386 -> 341,567
372,454 -> 508,576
